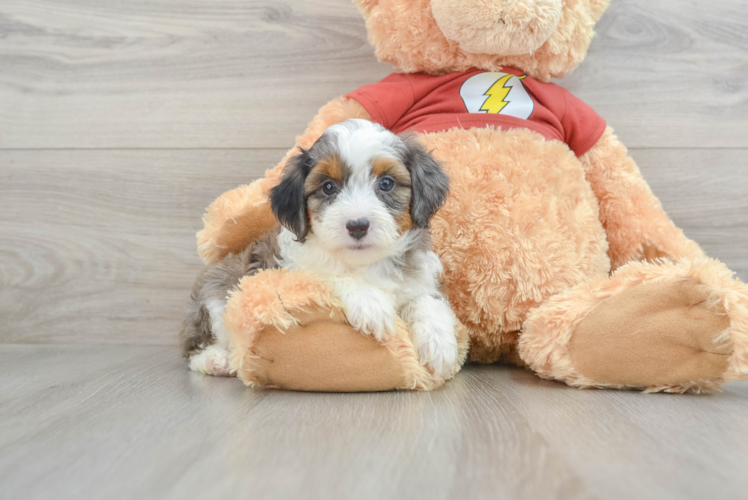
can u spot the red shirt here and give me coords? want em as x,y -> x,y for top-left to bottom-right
346,68 -> 606,157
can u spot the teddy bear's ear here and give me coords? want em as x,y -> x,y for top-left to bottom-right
353,0 -> 379,15
589,0 -> 610,21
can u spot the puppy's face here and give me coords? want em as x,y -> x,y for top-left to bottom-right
270,120 -> 449,266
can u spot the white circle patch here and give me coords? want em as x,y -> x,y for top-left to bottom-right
459,72 -> 534,120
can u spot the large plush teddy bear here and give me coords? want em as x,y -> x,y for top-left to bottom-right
195,0 -> 748,393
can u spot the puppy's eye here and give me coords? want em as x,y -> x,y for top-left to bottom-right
322,181 -> 337,196
379,176 -> 395,192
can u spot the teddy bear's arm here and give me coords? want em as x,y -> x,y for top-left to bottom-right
197,97 -> 372,264
580,126 -> 706,270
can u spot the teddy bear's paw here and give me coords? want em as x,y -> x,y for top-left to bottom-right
340,288 -> 397,342
188,344 -> 233,377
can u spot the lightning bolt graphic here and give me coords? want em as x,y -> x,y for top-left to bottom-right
480,74 -> 515,114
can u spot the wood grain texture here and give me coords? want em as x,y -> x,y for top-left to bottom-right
1,0 -> 747,149
0,149 -> 280,344
0,0 -> 391,149
1,148 -> 745,346
633,148 -> 748,279
565,0 -> 748,148
1,344 -> 747,500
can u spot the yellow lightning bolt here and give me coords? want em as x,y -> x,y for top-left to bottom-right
480,74 -> 514,114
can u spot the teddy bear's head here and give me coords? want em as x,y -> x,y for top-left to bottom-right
354,0 -> 609,81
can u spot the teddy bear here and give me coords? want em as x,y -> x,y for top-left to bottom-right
194,0 -> 748,393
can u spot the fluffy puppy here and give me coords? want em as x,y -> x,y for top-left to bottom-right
182,119 -> 459,377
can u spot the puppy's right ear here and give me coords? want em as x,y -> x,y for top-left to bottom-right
270,149 -> 314,242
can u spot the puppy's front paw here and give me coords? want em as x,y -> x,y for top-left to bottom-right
405,297 -> 459,378
188,345 -> 232,377
340,288 -> 397,342
412,321 -> 458,378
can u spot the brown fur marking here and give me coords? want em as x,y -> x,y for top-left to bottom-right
396,205 -> 413,232
306,154 -> 346,193
304,154 -> 353,236
371,156 -> 413,233
372,157 -> 399,177
373,157 -> 412,185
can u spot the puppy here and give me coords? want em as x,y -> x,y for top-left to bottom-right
181,119 -> 459,377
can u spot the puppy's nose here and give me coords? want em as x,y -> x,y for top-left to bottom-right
346,219 -> 370,240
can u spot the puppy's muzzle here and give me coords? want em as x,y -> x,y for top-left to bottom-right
346,219 -> 370,240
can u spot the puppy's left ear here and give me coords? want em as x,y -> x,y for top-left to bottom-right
401,135 -> 449,228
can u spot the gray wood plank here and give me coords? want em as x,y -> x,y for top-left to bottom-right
1,148 -> 746,345
633,148 -> 748,279
565,0 -> 748,148
0,0 -> 392,149
1,344 -> 747,500
0,149 -> 280,345
1,0 -> 747,149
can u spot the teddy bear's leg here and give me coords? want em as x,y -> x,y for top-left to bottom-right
519,259 -> 748,393
580,127 -> 707,269
224,268 -> 470,391
198,97 -> 371,264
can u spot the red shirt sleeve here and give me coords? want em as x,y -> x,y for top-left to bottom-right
346,74 -> 416,130
561,91 -> 607,157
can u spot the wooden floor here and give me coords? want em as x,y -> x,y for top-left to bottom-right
1,0 -> 748,498
2,345 -> 748,500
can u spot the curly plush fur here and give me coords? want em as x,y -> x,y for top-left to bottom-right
357,0 -> 610,80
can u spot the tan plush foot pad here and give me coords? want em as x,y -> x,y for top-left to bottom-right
224,268 -> 469,392
521,259 -> 748,393
569,278 -> 730,388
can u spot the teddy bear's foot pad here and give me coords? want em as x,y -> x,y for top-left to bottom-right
243,310 -> 410,392
568,278 -> 731,388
